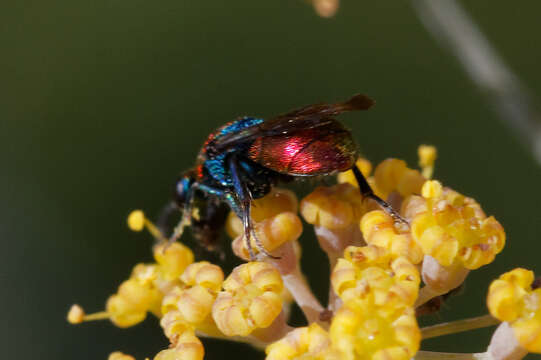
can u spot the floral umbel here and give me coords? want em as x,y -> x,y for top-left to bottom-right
67,145 -> 540,360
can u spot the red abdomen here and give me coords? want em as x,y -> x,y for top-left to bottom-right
248,120 -> 357,175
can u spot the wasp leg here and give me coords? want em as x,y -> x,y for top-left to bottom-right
169,183 -> 199,244
244,195 -> 280,260
352,165 -> 409,225
169,182 -> 228,244
157,201 -> 179,236
228,156 -> 279,260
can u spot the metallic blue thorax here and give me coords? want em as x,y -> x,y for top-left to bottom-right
203,117 -> 264,188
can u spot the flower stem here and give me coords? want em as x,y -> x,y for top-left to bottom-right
421,314 -> 499,339
415,351 -> 492,360
282,268 -> 324,323
416,286 -> 443,308
83,311 -> 110,321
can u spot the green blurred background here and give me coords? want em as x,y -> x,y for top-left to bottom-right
1,0 -> 540,359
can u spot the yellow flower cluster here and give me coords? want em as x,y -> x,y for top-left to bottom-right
330,304 -> 420,360
160,260 -> 224,349
104,241 -> 193,328
487,268 -> 541,353
68,145 -> 539,360
405,180 -> 505,269
329,245 -> 421,360
213,262 -> 284,336
331,245 -> 420,311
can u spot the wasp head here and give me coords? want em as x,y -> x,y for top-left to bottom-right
174,171 -> 195,208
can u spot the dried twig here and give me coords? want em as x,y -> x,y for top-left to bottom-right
411,0 -> 541,164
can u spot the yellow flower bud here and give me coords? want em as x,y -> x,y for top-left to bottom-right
161,286 -> 184,315
177,285 -> 215,324
251,188 -> 299,222
161,262 -> 224,325
212,262 -> 284,336
106,294 -> 147,328
232,212 -> 303,259
131,263 -> 158,286
301,184 -> 364,230
154,242 -> 194,280
67,304 -> 85,324
154,331 -> 204,360
126,264 -> 163,317
330,304 -> 420,360
331,245 -> 419,310
226,188 -> 298,239
487,268 -> 541,353
360,210 -> 423,264
180,261 -> 224,293
109,351 -> 136,360
373,159 -> 425,199
421,180 -> 442,199
127,210 -> 145,231
418,145 -> 437,179
418,145 -> 437,168
160,310 -> 192,344
265,323 -> 339,360
117,279 -> 157,312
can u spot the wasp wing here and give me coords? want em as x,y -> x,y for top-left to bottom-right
213,94 -> 374,151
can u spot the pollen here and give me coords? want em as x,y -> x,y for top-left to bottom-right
330,303 -> 420,360
405,180 -> 505,269
487,268 -> 541,353
331,245 -> 420,311
212,262 -> 284,336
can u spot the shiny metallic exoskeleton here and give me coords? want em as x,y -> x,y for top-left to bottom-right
164,94 -> 403,259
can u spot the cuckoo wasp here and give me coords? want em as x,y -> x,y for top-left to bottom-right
163,94 -> 405,259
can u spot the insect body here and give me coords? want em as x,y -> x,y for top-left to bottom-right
167,94 -> 404,259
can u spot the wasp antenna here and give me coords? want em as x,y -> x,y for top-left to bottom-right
344,94 -> 375,111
